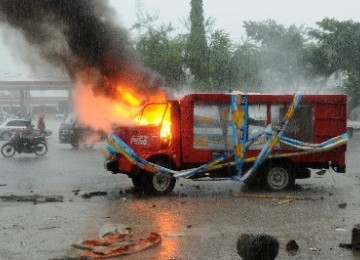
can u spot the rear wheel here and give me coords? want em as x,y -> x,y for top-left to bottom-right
142,158 -> 176,195
1,143 -> 15,158
34,142 -> 48,156
262,163 -> 295,191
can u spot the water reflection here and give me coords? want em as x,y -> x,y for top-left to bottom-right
125,198 -> 184,259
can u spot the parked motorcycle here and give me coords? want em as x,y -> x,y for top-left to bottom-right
1,132 -> 48,158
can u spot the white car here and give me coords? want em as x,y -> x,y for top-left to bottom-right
0,118 -> 52,141
348,120 -> 360,138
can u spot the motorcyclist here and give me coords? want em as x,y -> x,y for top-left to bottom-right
12,121 -> 37,152
37,117 -> 46,135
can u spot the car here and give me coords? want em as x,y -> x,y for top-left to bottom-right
0,118 -> 52,141
347,120 -> 360,138
59,113 -> 107,148
55,112 -> 65,119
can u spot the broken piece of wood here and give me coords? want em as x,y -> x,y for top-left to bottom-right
0,194 -> 63,203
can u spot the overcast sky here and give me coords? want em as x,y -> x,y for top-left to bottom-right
1,0 -> 359,80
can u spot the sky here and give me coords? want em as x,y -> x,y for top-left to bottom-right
1,0 -> 360,80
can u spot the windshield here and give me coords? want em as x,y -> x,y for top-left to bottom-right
137,103 -> 169,125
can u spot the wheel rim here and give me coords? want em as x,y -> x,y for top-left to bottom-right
152,173 -> 172,192
34,143 -> 47,156
267,167 -> 289,190
2,144 -> 15,157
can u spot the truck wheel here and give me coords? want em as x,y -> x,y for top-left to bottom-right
143,159 -> 176,195
348,127 -> 353,138
262,163 -> 295,191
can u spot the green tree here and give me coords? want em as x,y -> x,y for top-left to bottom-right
230,41 -> 262,91
207,30 -> 233,89
309,18 -> 360,109
243,20 -> 313,91
136,25 -> 186,87
185,0 -> 208,85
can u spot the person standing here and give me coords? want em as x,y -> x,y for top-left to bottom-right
37,117 -> 45,134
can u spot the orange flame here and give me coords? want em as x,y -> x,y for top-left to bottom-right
73,71 -> 169,134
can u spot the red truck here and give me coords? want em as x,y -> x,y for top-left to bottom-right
104,93 -> 348,194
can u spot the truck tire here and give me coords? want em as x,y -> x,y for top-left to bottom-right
262,162 -> 295,191
348,127 -> 353,138
142,158 -> 176,195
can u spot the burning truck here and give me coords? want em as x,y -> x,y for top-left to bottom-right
0,2 -> 349,195
104,92 -> 348,195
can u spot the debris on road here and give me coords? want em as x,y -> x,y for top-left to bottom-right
80,191 -> 108,199
0,194 -> 63,203
273,199 -> 296,206
232,192 -> 315,202
340,224 -> 360,251
73,232 -> 161,258
286,239 -> 299,251
98,223 -> 132,238
236,233 -> 279,260
338,202 -> 347,209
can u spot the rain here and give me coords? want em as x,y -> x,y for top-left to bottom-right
1,1 -> 360,259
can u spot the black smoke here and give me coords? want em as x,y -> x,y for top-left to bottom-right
0,0 -> 165,98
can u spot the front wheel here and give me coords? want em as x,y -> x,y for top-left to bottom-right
142,159 -> 176,195
262,163 -> 295,191
1,143 -> 15,158
34,141 -> 48,156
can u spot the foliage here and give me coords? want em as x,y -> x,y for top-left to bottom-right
310,18 -> 360,108
207,30 -> 233,89
185,0 -> 208,85
243,20 -> 313,91
230,41 -> 262,91
136,26 -> 186,87
346,73 -> 360,110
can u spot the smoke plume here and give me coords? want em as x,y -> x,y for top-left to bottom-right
0,0 -> 165,99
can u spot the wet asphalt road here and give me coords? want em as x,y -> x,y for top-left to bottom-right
1,119 -> 360,260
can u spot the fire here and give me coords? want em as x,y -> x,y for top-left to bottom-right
73,72 -> 169,135
116,85 -> 142,107
136,103 -> 172,141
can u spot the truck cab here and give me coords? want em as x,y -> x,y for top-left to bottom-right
105,93 -> 347,194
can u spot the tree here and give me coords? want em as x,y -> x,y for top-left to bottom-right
207,30 -> 233,89
185,0 -> 208,85
243,20 -> 313,92
230,41 -> 262,91
310,18 -> 360,109
136,25 -> 186,87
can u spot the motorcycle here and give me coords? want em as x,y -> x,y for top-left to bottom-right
1,131 -> 48,158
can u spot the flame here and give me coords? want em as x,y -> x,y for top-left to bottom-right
73,71 -> 169,134
137,103 -> 172,141
116,85 -> 142,107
